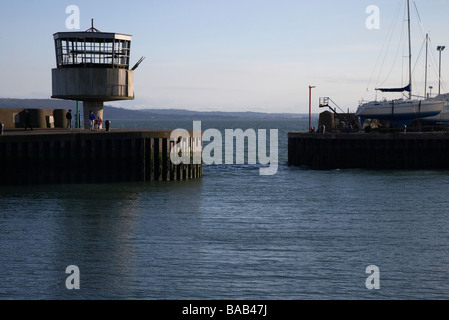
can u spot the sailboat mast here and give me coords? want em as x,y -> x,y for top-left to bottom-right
425,33 -> 428,98
407,0 -> 412,99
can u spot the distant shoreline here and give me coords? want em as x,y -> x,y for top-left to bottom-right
0,98 -> 314,120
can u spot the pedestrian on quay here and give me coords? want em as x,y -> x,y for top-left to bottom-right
66,109 -> 72,129
24,109 -> 33,131
97,116 -> 103,131
89,111 -> 96,130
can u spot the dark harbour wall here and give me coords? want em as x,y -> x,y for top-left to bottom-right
288,132 -> 449,170
0,130 -> 202,185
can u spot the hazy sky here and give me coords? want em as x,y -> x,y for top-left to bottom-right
1,0 -> 449,113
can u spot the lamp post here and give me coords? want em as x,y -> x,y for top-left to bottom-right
437,45 -> 445,95
308,85 -> 315,133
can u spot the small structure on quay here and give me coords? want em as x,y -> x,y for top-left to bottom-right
0,108 -> 67,130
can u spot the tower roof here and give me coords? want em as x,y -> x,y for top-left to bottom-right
53,31 -> 132,42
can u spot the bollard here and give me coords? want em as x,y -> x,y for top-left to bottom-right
0,123 -> 4,135
105,120 -> 111,132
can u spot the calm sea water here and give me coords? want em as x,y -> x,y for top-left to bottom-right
2,118 -> 449,300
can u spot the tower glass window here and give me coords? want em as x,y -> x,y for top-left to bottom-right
54,32 -> 132,69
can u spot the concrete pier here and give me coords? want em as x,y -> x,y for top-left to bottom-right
288,132 -> 449,170
0,129 -> 202,185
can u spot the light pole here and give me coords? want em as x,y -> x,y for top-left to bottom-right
308,85 -> 315,133
437,45 -> 445,95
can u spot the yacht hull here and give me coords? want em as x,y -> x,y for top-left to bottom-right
356,99 -> 445,126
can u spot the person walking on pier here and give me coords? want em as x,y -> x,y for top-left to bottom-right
89,110 -> 96,130
66,109 -> 72,129
23,109 -> 33,131
97,116 -> 103,131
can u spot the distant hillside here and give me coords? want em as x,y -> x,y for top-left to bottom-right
0,98 -> 306,120
0,98 -> 74,109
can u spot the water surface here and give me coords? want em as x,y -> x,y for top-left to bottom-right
1,119 -> 449,299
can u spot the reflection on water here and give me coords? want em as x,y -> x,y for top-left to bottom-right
0,179 -> 204,299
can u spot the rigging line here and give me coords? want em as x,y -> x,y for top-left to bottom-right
412,37 -> 426,77
376,1 -> 407,89
411,1 -> 443,94
412,0 -> 433,75
425,37 -> 441,93
373,2 -> 404,87
363,0 -> 403,100
424,34 -> 430,97
413,0 -> 427,40
407,0 -> 412,99
376,2 -> 404,87
428,38 -> 440,73
410,37 -> 426,97
413,1 -> 422,24
428,38 -> 448,92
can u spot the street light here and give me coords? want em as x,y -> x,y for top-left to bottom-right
308,85 -> 315,133
437,45 -> 445,95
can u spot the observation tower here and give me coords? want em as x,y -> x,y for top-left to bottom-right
52,21 -> 143,128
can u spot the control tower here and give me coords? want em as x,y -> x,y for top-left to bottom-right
52,21 -> 141,129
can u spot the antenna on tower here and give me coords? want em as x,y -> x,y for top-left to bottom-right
86,18 -> 100,32
131,56 -> 146,70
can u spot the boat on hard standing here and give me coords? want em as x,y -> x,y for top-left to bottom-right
419,94 -> 449,125
356,95 -> 445,126
355,0 -> 445,127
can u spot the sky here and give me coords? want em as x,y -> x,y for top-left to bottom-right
1,0 -> 449,114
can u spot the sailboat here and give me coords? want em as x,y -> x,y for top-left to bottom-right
355,0 -> 445,127
419,94 -> 449,124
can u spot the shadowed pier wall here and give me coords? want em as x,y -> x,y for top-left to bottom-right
288,132 -> 449,170
0,130 -> 202,185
